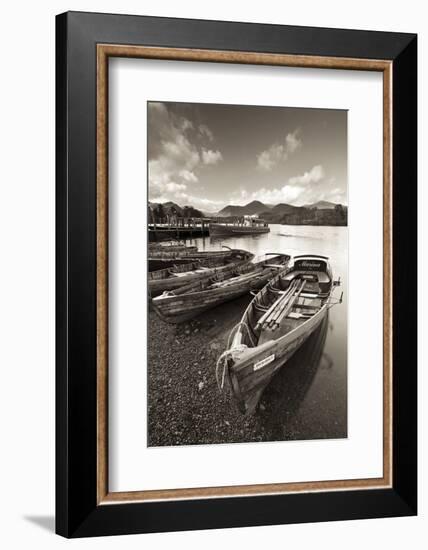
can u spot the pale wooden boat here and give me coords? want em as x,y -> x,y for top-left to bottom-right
209,222 -> 270,236
148,240 -> 194,249
152,253 -> 291,323
148,249 -> 254,297
216,254 -> 342,415
148,245 -> 198,259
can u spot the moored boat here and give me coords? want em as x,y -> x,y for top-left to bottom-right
216,254 -> 342,415
209,220 -> 270,236
148,248 -> 254,297
148,245 -> 198,259
152,253 -> 291,323
148,240 -> 193,249
148,256 -> 201,273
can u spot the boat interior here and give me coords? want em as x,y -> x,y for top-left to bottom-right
148,257 -> 198,272
158,254 -> 289,297
238,260 -> 333,347
148,250 -> 252,282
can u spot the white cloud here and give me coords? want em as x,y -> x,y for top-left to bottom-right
199,124 -> 214,141
162,136 -> 200,170
179,170 -> 198,183
228,164 -> 327,207
165,182 -> 187,193
289,165 -> 324,186
148,103 -> 222,205
180,118 -> 193,131
315,186 -> 347,205
257,130 -> 302,171
202,149 -> 223,165
285,131 -> 301,154
257,145 -> 284,171
250,185 -> 305,204
187,195 -> 225,212
239,185 -> 305,205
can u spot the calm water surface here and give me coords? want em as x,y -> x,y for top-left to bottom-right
188,224 -> 348,439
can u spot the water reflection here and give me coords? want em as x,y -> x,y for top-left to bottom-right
255,315 -> 329,439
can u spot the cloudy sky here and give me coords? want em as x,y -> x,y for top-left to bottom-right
148,101 -> 347,213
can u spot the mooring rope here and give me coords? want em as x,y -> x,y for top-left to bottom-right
215,321 -> 256,391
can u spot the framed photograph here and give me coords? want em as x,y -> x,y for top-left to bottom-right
56,11 -> 417,537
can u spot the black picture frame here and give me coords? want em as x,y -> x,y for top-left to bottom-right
56,11 -> 417,538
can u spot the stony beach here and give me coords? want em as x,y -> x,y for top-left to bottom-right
148,295 -> 347,447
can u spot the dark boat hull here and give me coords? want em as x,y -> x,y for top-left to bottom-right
148,257 -> 198,272
152,255 -> 291,323
209,223 -> 270,236
148,250 -> 254,297
152,271 -> 271,323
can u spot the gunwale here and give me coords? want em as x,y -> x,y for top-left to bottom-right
148,249 -> 254,297
152,253 -> 291,323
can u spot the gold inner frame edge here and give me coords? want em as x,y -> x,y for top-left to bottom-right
96,44 -> 393,505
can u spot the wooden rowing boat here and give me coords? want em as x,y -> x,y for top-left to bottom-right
148,241 -> 195,250
148,257 -> 199,272
209,222 -> 270,236
151,253 -> 291,323
216,254 -> 342,415
148,245 -> 198,259
148,243 -> 200,272
148,248 -> 254,297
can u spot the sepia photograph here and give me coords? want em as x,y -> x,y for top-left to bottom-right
147,101 -> 347,446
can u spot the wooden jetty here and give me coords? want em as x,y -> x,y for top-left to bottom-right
148,216 -> 270,242
148,217 -> 210,242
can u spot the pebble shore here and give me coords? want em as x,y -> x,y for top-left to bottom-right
148,297 -> 347,447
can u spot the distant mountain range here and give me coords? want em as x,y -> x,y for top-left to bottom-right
303,200 -> 338,210
216,200 -> 343,217
217,200 -> 270,217
149,199 -> 347,226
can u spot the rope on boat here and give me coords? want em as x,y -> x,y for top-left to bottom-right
215,321 -> 255,392
227,320 -> 256,349
215,350 -> 232,390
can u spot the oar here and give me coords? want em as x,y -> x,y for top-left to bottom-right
273,280 -> 307,328
256,280 -> 297,329
271,279 -> 304,322
265,281 -> 298,328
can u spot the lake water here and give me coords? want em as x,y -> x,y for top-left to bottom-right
187,223 -> 348,440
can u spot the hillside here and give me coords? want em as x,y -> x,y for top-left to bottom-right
304,200 -> 338,210
217,200 -> 270,217
148,199 -> 348,226
261,202 -> 347,226
270,203 -> 302,215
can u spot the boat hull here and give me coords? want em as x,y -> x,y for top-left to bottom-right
152,269 -> 277,323
209,223 -> 270,236
148,257 -> 198,272
148,250 -> 253,297
148,245 -> 198,259
228,305 -> 327,414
